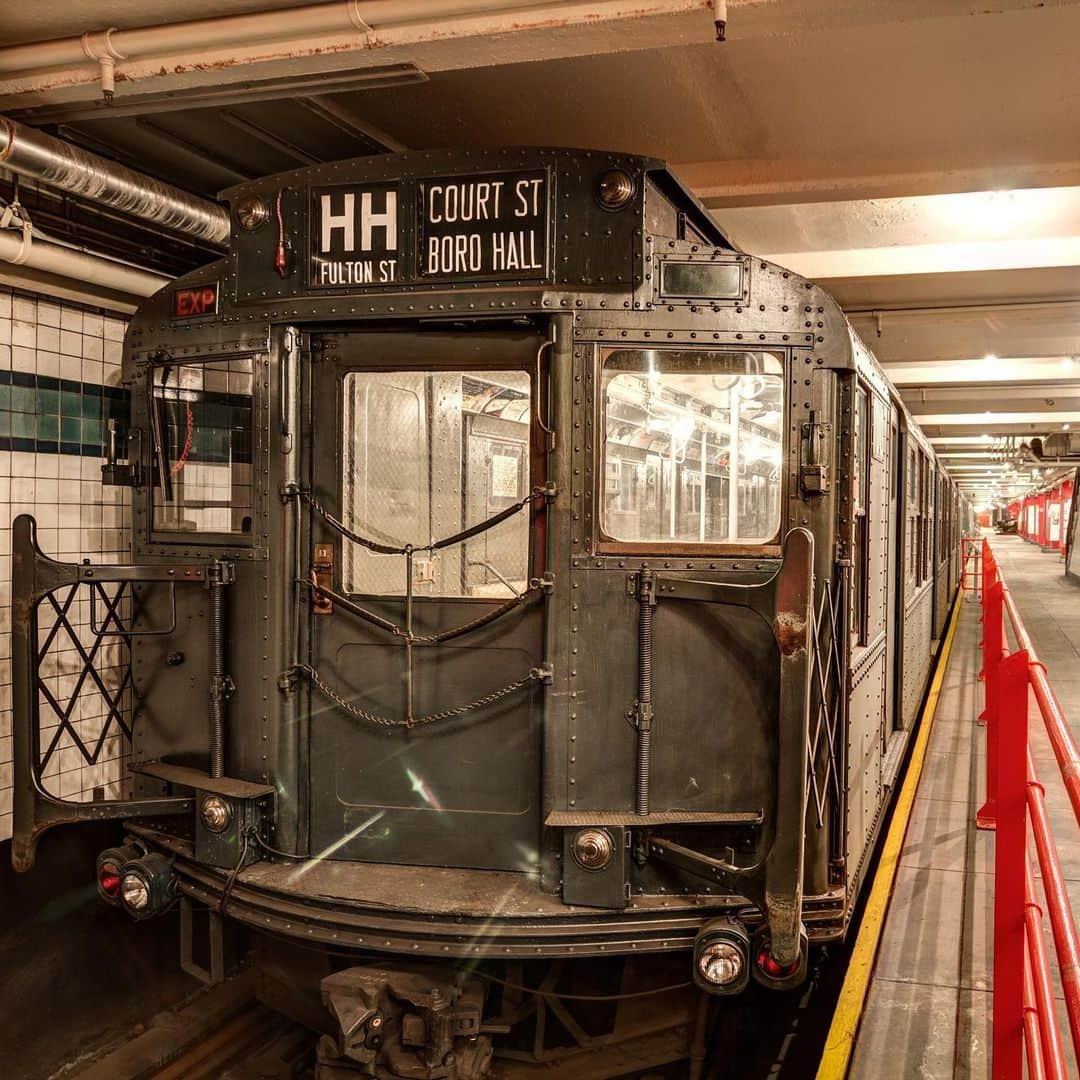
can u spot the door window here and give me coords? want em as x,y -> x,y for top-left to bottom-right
340,370 -> 531,597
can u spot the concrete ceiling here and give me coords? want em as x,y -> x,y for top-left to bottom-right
3,0 -> 1080,503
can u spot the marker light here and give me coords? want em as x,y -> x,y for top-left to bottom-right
96,842 -> 143,906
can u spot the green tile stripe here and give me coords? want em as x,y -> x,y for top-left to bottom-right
0,370 -> 130,457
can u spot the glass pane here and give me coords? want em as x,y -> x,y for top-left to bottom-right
341,370 -> 531,597
151,358 -> 253,535
602,350 -> 783,545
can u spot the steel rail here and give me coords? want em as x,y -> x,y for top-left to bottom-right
1025,744 -> 1080,1061
1024,953 -> 1047,1080
1026,858 -> 1068,1080
1003,587 -> 1080,829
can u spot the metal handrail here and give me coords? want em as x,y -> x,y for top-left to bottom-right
978,537 -> 1080,1078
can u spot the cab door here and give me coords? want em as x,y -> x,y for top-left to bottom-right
301,327 -> 549,871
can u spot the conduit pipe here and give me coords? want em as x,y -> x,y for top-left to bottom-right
0,117 -> 229,246
0,227 -> 168,297
0,0 -> 715,96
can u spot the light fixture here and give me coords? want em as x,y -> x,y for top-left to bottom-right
201,794 -> 232,834
596,169 -> 636,211
235,194 -> 270,232
571,828 -> 614,871
693,918 -> 750,995
96,842 -> 143,906
121,872 -> 151,912
118,852 -> 178,921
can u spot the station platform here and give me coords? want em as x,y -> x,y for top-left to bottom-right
845,534 -> 1080,1078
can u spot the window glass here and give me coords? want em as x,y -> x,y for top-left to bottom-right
151,358 -> 253,535
602,350 -> 783,545
341,370 -> 530,598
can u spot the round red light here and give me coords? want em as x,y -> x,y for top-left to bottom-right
756,948 -> 798,979
99,865 -> 122,897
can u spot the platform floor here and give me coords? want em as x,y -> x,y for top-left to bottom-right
850,534 -> 1080,1078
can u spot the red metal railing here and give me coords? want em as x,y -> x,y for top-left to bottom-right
978,538 -> 1080,1080
960,536 -> 983,597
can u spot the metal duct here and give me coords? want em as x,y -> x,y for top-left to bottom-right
0,117 -> 229,247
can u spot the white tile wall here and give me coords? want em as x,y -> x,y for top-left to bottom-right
0,287 -> 131,842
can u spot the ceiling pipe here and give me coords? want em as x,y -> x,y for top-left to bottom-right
0,117 -> 229,246
0,227 -> 168,297
0,0 -> 712,98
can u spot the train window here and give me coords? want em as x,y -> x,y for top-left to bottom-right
340,370 -> 531,598
150,358 -> 254,536
601,349 -> 783,546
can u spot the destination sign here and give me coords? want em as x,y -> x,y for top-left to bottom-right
418,170 -> 549,281
307,170 -> 549,288
310,182 -> 400,289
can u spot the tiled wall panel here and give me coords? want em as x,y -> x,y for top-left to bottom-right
0,287 -> 131,842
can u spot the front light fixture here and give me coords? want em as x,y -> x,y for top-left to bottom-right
118,852 -> 178,921
692,917 -> 750,995
96,842 -> 144,906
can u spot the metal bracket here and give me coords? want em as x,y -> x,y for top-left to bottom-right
648,835 -> 759,894
531,662 -> 555,685
206,559 -> 237,587
530,572 -> 556,594
180,896 -> 225,986
799,415 -> 832,497
210,673 -> 236,701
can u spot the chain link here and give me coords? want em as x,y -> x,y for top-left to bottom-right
294,485 -> 550,557
299,663 -> 542,728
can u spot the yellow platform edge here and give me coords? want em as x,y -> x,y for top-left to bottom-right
815,589 -> 966,1080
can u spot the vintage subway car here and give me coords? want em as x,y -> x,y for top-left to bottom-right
12,148 -> 969,1076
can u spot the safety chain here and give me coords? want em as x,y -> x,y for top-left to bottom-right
298,575 -> 551,644
299,662 -> 550,728
291,483 -> 555,556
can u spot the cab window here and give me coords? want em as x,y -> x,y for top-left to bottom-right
601,349 -> 783,546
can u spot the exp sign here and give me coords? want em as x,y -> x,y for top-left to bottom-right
172,283 -> 219,318
418,170 -> 549,281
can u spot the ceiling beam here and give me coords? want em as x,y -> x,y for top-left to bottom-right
218,110 -> 320,165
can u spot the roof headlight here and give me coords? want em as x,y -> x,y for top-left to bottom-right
236,194 -> 270,232
596,169 -> 635,211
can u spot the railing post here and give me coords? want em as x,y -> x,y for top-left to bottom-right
977,579 -> 1005,830
992,648 -> 1030,1080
